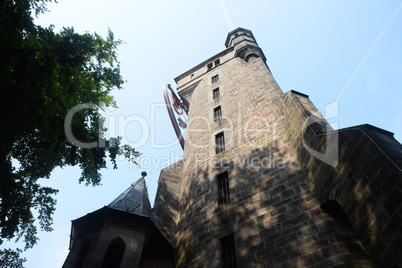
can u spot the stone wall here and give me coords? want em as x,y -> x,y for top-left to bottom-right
278,91 -> 402,267
153,160 -> 183,245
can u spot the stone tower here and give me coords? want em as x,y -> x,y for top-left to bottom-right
153,27 -> 402,267
63,174 -> 174,267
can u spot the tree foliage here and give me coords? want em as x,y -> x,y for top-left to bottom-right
0,0 -> 139,263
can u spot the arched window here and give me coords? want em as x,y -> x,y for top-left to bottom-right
73,239 -> 90,268
101,237 -> 126,268
321,200 -> 375,265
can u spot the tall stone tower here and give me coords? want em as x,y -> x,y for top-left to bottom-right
154,27 -> 402,267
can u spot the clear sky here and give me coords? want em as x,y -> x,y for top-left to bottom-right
5,0 -> 402,267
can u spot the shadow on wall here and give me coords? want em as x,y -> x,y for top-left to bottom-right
298,123 -> 402,268
166,142 -> 376,267
277,90 -> 402,267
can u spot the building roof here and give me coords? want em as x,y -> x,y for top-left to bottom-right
108,176 -> 152,217
224,27 -> 254,48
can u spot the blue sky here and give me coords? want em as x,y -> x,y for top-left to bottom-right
5,0 -> 402,267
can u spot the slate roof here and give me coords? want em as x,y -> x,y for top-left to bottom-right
108,176 -> 152,217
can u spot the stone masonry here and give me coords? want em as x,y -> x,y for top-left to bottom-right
153,28 -> 402,268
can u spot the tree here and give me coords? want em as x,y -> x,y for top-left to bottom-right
0,0 -> 139,264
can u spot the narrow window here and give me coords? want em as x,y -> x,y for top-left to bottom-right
217,171 -> 230,205
220,233 -> 237,268
207,63 -> 213,70
215,132 -> 225,153
212,74 -> 219,83
101,237 -> 125,268
213,88 -> 220,99
214,106 -> 222,121
215,59 -> 220,66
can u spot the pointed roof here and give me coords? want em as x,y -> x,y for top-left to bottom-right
108,174 -> 152,217
225,27 -> 254,47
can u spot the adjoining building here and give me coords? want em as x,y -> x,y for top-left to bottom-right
63,28 -> 402,268
62,172 -> 174,267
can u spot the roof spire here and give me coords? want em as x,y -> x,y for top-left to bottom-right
108,172 -> 152,217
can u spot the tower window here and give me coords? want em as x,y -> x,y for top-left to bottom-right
207,63 -> 213,70
212,75 -> 219,83
213,88 -> 220,99
101,237 -> 125,268
220,233 -> 237,268
215,132 -> 225,153
217,171 -> 230,205
214,106 -> 222,121
215,59 -> 220,66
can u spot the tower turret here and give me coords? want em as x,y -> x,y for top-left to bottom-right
225,27 -> 266,62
